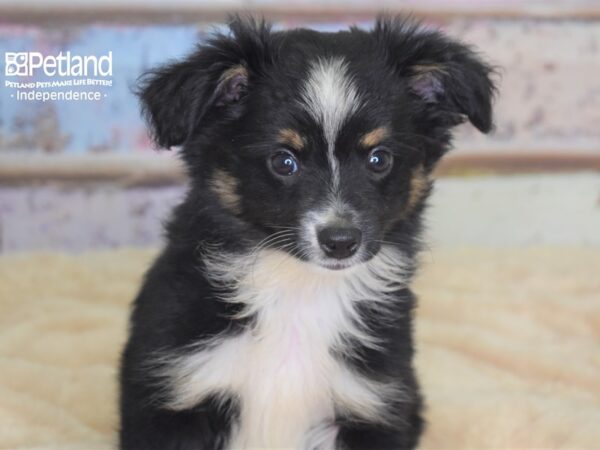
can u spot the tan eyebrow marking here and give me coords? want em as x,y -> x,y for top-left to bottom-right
278,129 -> 305,151
360,127 -> 390,148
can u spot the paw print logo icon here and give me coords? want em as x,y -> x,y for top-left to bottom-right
5,53 -> 28,76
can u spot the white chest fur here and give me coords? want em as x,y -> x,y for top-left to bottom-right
160,248 -> 406,450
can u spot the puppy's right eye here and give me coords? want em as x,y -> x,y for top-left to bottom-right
269,151 -> 299,177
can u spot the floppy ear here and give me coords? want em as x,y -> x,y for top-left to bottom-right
373,15 -> 497,133
137,17 -> 273,149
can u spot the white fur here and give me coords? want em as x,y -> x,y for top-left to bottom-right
300,57 -> 362,191
156,246 -> 408,450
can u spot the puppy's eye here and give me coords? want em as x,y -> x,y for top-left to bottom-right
269,150 -> 299,177
367,147 -> 393,174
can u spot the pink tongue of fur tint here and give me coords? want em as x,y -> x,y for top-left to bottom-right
278,324 -> 303,370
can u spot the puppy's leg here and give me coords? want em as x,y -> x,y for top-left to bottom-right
119,397 -> 234,450
336,405 -> 424,450
120,353 -> 236,450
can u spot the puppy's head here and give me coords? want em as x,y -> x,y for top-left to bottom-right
139,16 -> 496,270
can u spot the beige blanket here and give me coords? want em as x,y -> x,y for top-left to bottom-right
0,248 -> 598,449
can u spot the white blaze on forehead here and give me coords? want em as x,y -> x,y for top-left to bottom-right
300,57 -> 362,190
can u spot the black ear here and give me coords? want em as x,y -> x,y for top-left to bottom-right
137,16 -> 273,149
373,15 -> 497,133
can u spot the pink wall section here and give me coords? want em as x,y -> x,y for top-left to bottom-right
0,185 -> 184,252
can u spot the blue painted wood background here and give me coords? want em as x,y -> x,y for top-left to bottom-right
0,25 -> 212,153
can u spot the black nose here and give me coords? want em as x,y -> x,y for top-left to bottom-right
317,226 -> 362,260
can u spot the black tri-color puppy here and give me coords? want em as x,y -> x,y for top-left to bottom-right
119,15 -> 496,450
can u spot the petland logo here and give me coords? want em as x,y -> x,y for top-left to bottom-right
4,51 -> 113,102
5,51 -> 112,77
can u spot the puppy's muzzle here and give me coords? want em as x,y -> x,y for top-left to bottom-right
317,226 -> 362,259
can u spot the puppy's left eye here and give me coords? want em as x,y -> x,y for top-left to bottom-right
269,150 -> 299,177
367,147 -> 393,174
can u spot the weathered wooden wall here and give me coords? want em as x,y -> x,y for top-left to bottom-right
1,1 -> 598,252
1,16 -> 598,156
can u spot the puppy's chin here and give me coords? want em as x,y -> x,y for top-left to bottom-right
268,243 -> 381,274
316,258 -> 361,272
310,251 -> 376,273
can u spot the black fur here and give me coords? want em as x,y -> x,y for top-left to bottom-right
120,14 -> 495,450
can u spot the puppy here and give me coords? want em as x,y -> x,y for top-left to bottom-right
119,15 -> 495,450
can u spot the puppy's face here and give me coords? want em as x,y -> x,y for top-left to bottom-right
139,17 -> 495,270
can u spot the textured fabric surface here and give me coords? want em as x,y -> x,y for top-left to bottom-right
0,248 -> 598,449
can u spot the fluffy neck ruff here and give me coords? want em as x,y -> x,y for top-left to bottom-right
160,245 -> 410,449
